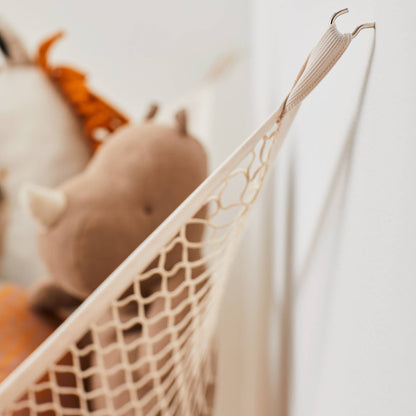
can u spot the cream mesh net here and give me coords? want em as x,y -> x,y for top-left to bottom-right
0,21 -> 355,416
1,123 -> 280,416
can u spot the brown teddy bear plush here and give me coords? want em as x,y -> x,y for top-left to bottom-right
22,107 -> 208,413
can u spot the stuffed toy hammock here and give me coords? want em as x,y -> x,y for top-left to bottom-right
0,9 -> 374,416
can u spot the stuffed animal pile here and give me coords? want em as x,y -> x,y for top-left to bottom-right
0,16 -> 229,414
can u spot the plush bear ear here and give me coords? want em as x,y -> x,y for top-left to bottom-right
175,109 -> 188,136
144,103 -> 159,121
0,17 -> 31,65
21,184 -> 67,229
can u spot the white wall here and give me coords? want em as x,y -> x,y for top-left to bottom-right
254,1 -> 416,415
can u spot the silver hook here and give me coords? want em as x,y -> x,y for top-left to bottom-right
330,8 -> 349,24
330,8 -> 375,38
352,22 -> 376,38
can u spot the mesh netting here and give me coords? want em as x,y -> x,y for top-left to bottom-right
0,117 -> 283,416
0,21 -> 354,415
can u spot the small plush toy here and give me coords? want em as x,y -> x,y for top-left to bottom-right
24,106 -> 207,316
0,19 -> 129,286
0,284 -> 58,383
22,106 -> 208,412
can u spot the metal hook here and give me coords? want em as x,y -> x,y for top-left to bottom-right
330,8 -> 349,24
330,8 -> 375,38
352,22 -> 376,38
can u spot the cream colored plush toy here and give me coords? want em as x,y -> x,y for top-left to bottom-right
0,20 -> 129,286
0,20 -> 91,286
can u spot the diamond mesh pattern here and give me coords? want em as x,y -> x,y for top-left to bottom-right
0,119 -> 282,416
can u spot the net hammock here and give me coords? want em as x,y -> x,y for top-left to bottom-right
0,12 -> 370,416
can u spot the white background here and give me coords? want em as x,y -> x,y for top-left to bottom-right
254,1 -> 416,416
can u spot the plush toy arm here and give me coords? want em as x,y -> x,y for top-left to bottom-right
29,277 -> 81,320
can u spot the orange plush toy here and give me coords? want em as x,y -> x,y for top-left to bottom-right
0,285 -> 81,414
0,285 -> 58,383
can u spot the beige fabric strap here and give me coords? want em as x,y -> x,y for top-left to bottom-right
285,24 -> 351,112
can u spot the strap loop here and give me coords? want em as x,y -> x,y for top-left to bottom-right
285,24 -> 351,112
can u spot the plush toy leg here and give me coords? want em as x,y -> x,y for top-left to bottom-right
29,277 -> 81,320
